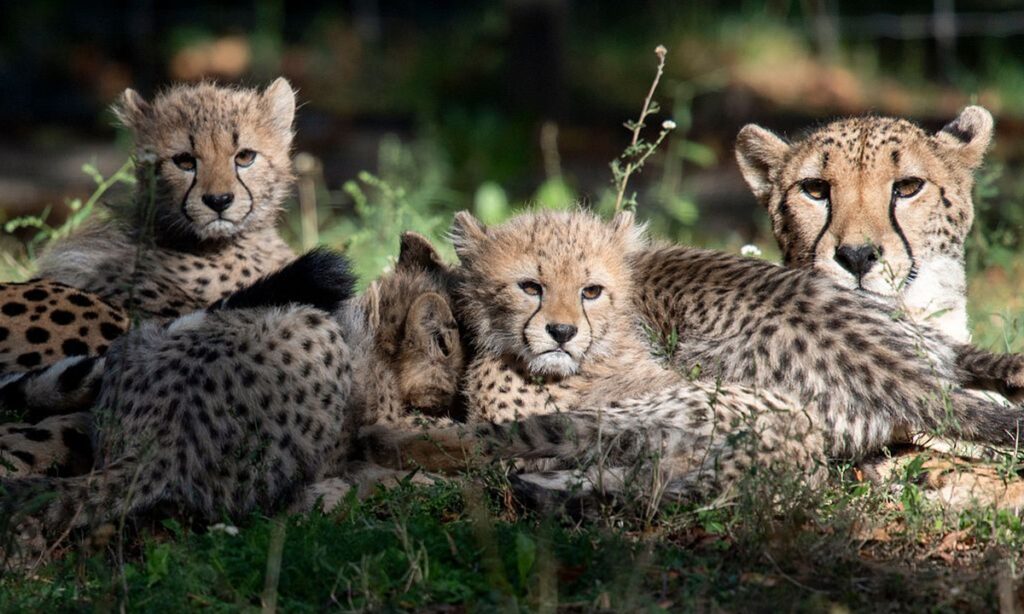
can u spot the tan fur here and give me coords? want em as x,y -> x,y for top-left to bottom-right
0,413 -> 93,477
1,243 -> 467,537
735,109 -> 1024,510
36,79 -> 298,319
367,210 -> 828,499
736,107 -> 993,342
367,210 -> 1024,509
357,232 -> 465,425
0,281 -> 127,372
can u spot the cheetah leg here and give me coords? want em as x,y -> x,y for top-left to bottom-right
0,413 -> 93,477
0,356 -> 105,421
363,385 -> 829,498
1,457 -> 168,536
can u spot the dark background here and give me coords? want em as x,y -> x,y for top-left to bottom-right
3,0 -> 1024,246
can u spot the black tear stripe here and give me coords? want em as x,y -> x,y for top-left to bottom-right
809,194 -> 832,263
188,134 -> 196,150
521,295 -> 544,348
579,295 -> 594,357
232,129 -> 239,148
180,174 -> 198,223
888,192 -> 917,287
235,165 -> 256,222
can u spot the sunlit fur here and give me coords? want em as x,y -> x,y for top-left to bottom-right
115,79 -> 296,242
451,208 -> 646,378
736,107 -> 993,343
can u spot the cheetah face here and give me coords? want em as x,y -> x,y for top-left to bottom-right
395,292 -> 464,411
114,78 -> 296,243
736,107 -> 992,327
365,232 -> 465,417
451,210 -> 643,379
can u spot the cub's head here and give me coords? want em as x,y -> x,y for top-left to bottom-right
736,107 -> 991,316
452,209 -> 644,378
114,78 -> 296,243
364,232 -> 464,415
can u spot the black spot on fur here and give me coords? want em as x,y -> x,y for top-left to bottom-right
62,339 -> 90,357
16,352 -> 41,368
23,288 -> 48,301
0,327 -> 8,342
100,322 -> 123,341
50,310 -> 75,325
2,302 -> 27,316
213,248 -> 356,313
10,427 -> 52,442
58,357 -> 99,393
11,450 -> 34,465
67,294 -> 94,307
25,327 -> 50,344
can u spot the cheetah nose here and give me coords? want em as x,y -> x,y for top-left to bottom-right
546,323 -> 578,344
834,244 -> 881,277
201,192 -> 235,213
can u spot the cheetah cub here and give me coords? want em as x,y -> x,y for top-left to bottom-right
368,210 -> 827,499
36,78 -> 298,320
0,79 -> 301,465
1,235 -> 464,535
370,210 -> 1023,502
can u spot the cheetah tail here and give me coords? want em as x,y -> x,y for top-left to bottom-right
947,389 -> 1024,447
0,457 -> 161,535
0,356 -> 105,422
211,248 -> 357,314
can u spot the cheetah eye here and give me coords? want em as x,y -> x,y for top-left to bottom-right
172,153 -> 197,172
581,285 -> 603,300
800,179 -> 830,202
235,149 -> 257,168
518,281 -> 542,297
893,177 -> 924,199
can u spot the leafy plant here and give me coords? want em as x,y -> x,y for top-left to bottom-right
1,160 -> 134,280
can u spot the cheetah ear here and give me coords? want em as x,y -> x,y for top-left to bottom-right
398,232 -> 447,274
113,88 -> 150,130
450,211 -> 487,258
406,292 -> 460,360
261,77 -> 296,141
610,209 -> 647,252
735,124 -> 790,204
936,106 -> 993,171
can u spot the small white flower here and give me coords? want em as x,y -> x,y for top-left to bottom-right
209,523 -> 240,536
740,244 -> 762,258
662,120 -> 677,131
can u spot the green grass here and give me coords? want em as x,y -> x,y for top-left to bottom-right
3,469 -> 1022,612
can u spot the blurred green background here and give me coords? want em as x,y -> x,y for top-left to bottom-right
2,0 -> 1024,344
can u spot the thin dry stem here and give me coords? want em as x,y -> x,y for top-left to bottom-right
614,45 -> 669,212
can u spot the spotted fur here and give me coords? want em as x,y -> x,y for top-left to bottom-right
366,210 -> 829,500
0,80 -> 302,483
35,79 -> 298,319
0,281 -> 127,374
735,106 -> 992,344
1,237 -> 465,535
368,211 -> 1024,505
